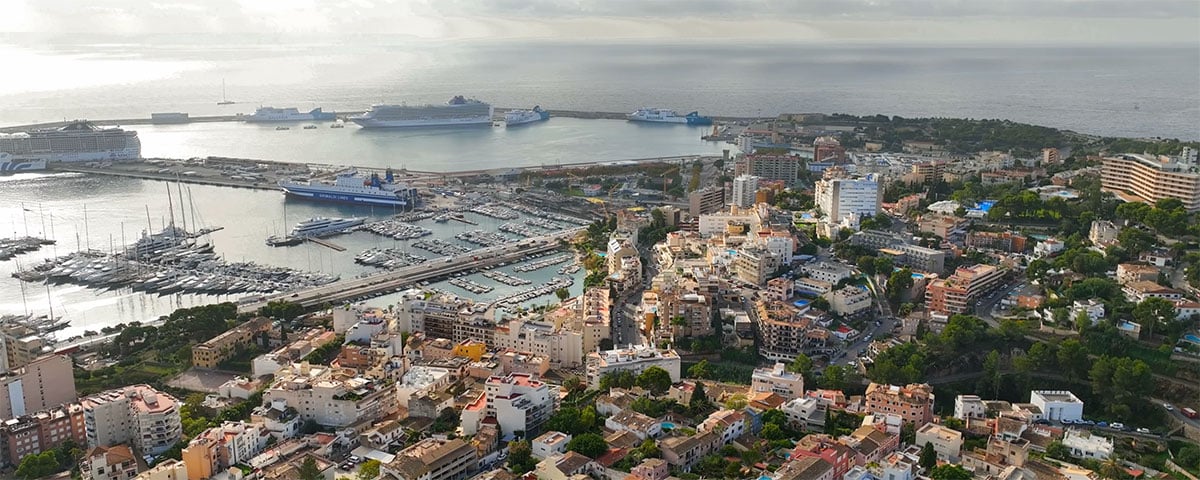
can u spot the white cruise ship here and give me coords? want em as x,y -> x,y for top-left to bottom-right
505,106 -> 550,126
349,96 -> 493,128
0,153 -> 46,174
0,121 -> 140,163
290,217 -> 366,238
244,107 -> 336,122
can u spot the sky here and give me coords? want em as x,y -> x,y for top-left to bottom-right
2,0 -> 1199,44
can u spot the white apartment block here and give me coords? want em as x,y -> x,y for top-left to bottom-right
751,363 -> 805,400
1062,429 -> 1113,459
954,394 -> 987,420
732,174 -> 759,208
261,363 -> 397,427
915,422 -> 963,462
800,262 -> 854,284
698,209 -> 764,237
494,320 -> 585,368
81,385 -> 182,456
485,373 -> 555,437
1030,390 -> 1083,422
586,345 -> 681,389
816,175 -> 880,224
531,431 -> 571,460
824,286 -> 872,317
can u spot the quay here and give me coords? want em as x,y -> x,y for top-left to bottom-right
305,237 -> 346,251
0,109 -> 761,133
236,228 -> 582,313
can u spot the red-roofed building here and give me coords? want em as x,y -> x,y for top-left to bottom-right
461,373 -> 556,437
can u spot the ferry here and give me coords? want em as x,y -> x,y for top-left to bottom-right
627,108 -> 713,125
278,170 -> 419,208
0,121 -> 140,163
245,107 -> 336,122
349,96 -> 493,128
504,106 -> 550,126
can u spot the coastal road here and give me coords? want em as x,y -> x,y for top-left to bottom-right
237,228 -> 584,313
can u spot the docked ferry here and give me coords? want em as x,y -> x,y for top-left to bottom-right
349,96 -> 493,128
244,107 -> 336,122
504,106 -> 550,126
278,170 -> 418,208
0,121 -> 140,163
627,108 -> 713,125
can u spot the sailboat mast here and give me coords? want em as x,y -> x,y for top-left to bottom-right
166,184 -> 176,242
176,180 -> 187,234
83,205 -> 90,251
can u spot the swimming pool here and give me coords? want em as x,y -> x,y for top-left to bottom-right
661,422 -> 676,430
793,300 -> 811,308
1184,333 -> 1200,344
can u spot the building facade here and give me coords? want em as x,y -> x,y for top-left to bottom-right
1101,153 -> 1200,211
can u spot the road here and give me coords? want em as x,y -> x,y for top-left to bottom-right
237,228 -> 584,313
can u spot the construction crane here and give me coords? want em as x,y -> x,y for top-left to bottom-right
660,166 -> 680,197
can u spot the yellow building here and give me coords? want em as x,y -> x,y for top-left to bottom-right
191,317 -> 271,369
451,340 -> 487,362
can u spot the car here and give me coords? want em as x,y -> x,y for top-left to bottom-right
1097,421 -> 1108,428
1110,422 -> 1125,430
1061,419 -> 1073,425
1136,427 -> 1151,434
1163,403 -> 1174,411
1034,419 -> 1051,425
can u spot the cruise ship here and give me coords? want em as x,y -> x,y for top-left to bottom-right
244,107 -> 336,122
504,106 -> 550,126
0,154 -> 46,173
289,217 -> 365,238
278,170 -> 419,208
0,121 -> 140,163
627,108 -> 713,125
349,96 -> 493,128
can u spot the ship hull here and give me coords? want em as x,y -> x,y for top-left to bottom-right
280,185 -> 412,208
3,148 -> 140,163
349,115 -> 493,129
0,158 -> 48,173
505,111 -> 551,126
627,116 -> 713,126
245,113 -> 336,122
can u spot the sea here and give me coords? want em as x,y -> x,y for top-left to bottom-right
0,37 -> 1198,337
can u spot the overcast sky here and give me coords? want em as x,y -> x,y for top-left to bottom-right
4,0 -> 1199,44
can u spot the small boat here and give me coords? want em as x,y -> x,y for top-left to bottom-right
330,121 -> 345,129
276,126 -> 290,131
303,124 -> 318,130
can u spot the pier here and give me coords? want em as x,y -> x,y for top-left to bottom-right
305,237 -> 346,251
236,228 -> 582,313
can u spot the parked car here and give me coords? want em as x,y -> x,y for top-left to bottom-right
1163,403 -> 1174,411
1136,427 -> 1152,434
1110,423 -> 1125,430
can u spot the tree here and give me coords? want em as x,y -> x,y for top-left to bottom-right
635,366 -> 673,395
887,268 -> 915,305
15,451 -> 60,480
301,419 -> 321,435
919,442 -> 938,470
724,393 -> 748,410
580,406 -> 598,432
507,440 -> 537,474
1057,339 -> 1090,380
787,354 -> 813,376
567,433 -> 608,458
1045,440 -> 1071,460
928,464 -> 972,480
1132,296 -> 1175,339
689,382 -> 712,413
358,459 -> 381,480
555,288 -> 570,301
874,257 -> 894,276
688,360 -> 712,379
859,255 -> 877,276
298,456 -> 323,480
761,423 -> 786,441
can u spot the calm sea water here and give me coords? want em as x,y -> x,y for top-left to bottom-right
0,173 -> 587,338
0,37 -> 1196,140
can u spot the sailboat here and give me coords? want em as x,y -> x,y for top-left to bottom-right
217,79 -> 235,105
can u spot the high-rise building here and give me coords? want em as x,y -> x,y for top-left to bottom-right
0,354 -> 76,419
1101,153 -> 1200,211
738,154 -> 801,184
907,161 -> 946,184
81,385 -> 182,456
460,373 -> 555,437
688,186 -> 725,216
1042,147 -> 1061,164
731,174 -> 759,208
815,175 -> 880,224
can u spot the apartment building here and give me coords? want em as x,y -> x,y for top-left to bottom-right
1029,390 -> 1083,422
915,422 -> 963,462
774,456 -> 836,480
1101,153 -> 1200,211
81,385 -> 181,456
0,354 -> 76,419
732,174 -> 760,208
1062,429 -> 1113,460
739,154 -> 802,184
0,324 -> 48,373
800,262 -> 854,284
181,421 -> 271,480
813,136 -> 846,164
794,278 -> 833,296
493,320 -> 585,368
758,301 -> 828,362
907,161 -> 947,185
864,383 -> 935,425
82,445 -> 139,480
954,394 -> 987,420
688,186 -> 726,216
965,231 -> 1027,253
664,293 -> 714,339
661,430 -> 720,471
816,175 -> 880,224
734,247 -> 778,286
191,317 -> 271,369
394,292 -> 478,346
1122,281 -> 1183,303
1089,220 -> 1120,248
0,403 -> 89,467
751,363 -> 806,400
925,264 -> 1006,315
606,410 -> 662,440
1116,263 -> 1160,285
585,344 -> 680,389
383,438 -> 478,480
261,363 -> 397,427
825,286 -> 872,317
468,373 -> 555,437
133,459 -> 187,480
698,207 -> 765,237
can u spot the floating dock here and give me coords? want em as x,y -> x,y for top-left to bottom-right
306,237 -> 346,251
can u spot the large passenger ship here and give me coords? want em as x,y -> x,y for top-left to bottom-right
278,170 -> 419,208
349,96 -> 493,128
0,121 -> 141,163
244,107 -> 336,122
627,108 -> 713,125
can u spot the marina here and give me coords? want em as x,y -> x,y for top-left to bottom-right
354,248 -> 427,270
411,238 -> 471,256
0,237 -> 55,261
488,276 -> 575,309
455,230 -> 513,247
356,220 -> 433,240
513,253 -> 573,272
448,277 -> 493,295
482,270 -> 532,286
